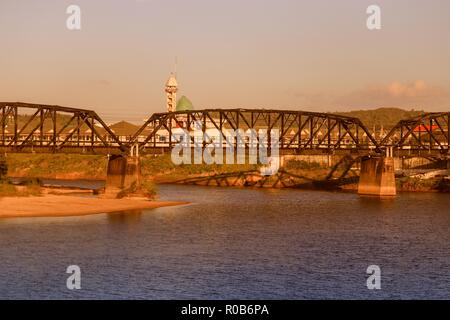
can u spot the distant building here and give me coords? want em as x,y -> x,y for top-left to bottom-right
413,124 -> 439,133
151,73 -> 231,146
108,121 -> 142,142
165,74 -> 178,112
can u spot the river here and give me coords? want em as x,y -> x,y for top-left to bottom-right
0,184 -> 449,299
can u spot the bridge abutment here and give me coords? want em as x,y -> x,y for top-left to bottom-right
104,155 -> 142,198
358,156 -> 396,196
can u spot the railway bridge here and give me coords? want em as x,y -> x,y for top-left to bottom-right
1,102 -> 449,196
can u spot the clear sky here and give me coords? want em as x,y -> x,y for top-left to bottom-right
1,0 -> 450,122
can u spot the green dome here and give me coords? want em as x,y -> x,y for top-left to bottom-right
176,95 -> 194,111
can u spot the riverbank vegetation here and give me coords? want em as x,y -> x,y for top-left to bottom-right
0,180 -> 42,197
5,154 -> 107,180
4,153 -> 449,193
397,176 -> 450,192
5,153 -> 260,182
141,154 -> 259,182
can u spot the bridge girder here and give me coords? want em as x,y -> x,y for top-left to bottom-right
2,102 -> 449,158
0,102 -> 127,154
382,112 -> 450,156
130,109 -> 380,155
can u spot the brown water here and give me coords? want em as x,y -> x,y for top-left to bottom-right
0,184 -> 449,299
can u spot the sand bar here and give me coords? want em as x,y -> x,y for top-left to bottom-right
0,195 -> 188,218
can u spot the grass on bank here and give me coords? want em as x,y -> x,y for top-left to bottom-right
3,154 -> 450,192
141,153 -> 260,181
397,176 -> 450,192
5,154 -> 107,179
5,153 -> 338,183
0,181 -> 42,197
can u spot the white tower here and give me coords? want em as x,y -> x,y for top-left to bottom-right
165,74 -> 178,112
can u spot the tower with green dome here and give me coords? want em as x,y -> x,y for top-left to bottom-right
164,73 -> 195,113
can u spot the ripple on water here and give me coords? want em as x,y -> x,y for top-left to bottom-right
0,185 -> 449,299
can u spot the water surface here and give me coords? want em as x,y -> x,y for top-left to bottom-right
0,185 -> 449,299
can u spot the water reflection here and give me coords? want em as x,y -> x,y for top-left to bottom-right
107,210 -> 143,225
358,194 -> 397,210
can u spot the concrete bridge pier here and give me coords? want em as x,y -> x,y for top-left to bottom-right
104,146 -> 142,198
358,156 -> 396,196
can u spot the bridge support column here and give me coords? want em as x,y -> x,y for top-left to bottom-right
358,156 -> 396,196
104,155 -> 142,198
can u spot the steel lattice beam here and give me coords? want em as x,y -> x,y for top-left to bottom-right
381,112 -> 450,156
2,102 -> 448,157
131,109 -> 381,156
0,102 -> 127,154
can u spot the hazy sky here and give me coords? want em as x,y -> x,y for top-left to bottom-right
1,0 -> 450,122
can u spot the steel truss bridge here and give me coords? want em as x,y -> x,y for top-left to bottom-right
1,102 -> 449,157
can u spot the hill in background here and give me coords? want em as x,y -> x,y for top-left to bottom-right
335,107 -> 425,129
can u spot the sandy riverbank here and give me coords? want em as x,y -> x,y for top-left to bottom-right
0,195 -> 188,218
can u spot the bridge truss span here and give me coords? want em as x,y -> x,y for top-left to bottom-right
130,109 -> 380,155
0,102 -> 127,154
382,112 -> 450,156
4,102 -> 448,158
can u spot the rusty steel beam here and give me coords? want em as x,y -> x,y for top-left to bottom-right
382,112 -> 450,155
130,109 -> 381,155
0,102 -> 127,154
1,102 -> 447,157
